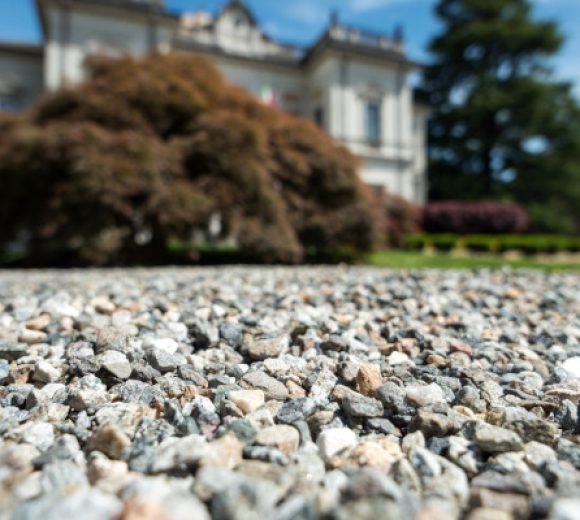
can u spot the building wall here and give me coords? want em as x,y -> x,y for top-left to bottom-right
360,157 -> 415,199
305,57 -> 334,130
330,57 -> 413,156
311,53 -> 424,202
0,49 -> 44,110
209,56 -> 306,114
412,106 -> 429,204
44,4 -> 173,90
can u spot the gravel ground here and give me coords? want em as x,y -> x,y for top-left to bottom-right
0,267 -> 579,520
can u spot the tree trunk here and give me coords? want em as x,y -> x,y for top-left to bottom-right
481,114 -> 495,197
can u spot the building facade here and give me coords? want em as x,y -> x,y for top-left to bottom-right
0,0 -> 428,204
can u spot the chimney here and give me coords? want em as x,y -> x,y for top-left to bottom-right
394,24 -> 404,51
330,9 -> 339,28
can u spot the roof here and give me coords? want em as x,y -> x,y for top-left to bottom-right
36,0 -> 179,38
216,0 -> 259,28
32,0 -> 421,70
176,0 -> 303,67
174,39 -> 302,70
302,26 -> 421,70
0,41 -> 43,57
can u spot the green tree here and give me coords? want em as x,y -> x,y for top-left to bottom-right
423,0 -> 579,220
514,86 -> 580,234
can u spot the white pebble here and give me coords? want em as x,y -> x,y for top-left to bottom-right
406,383 -> 446,407
33,361 -> 61,383
317,428 -> 357,461
144,337 -> 179,355
562,357 -> 580,380
22,422 -> 55,452
388,351 -> 413,366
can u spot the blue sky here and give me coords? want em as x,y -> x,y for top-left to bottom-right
1,0 -> 579,92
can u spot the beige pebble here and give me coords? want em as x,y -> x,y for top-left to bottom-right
228,389 -> 265,415
255,425 -> 300,456
356,364 -> 383,397
25,314 -> 51,331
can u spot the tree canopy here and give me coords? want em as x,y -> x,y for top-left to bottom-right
423,0 -> 580,233
0,54 -> 380,265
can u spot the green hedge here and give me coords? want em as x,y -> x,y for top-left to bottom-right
406,234 -> 580,255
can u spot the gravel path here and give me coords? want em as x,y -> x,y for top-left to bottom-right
0,267 -> 579,520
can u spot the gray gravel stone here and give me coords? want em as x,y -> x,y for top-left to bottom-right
22,422 -> 56,452
469,422 -> 524,454
247,335 -> 288,361
276,398 -> 316,424
241,370 -> 289,401
0,358 -> 10,383
147,349 -> 179,374
555,399 -> 578,432
33,361 -> 61,383
0,267 -> 578,519
377,382 -> 406,414
410,410 -> 455,438
342,391 -> 384,418
219,323 -> 243,348
100,350 -> 132,380
0,341 -> 28,361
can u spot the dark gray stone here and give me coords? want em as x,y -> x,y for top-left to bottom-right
0,341 -> 27,361
219,323 -> 243,348
147,350 -> 178,374
276,398 -> 317,424
342,392 -> 384,418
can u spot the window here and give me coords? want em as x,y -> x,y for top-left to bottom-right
233,14 -> 246,28
365,100 -> 381,145
87,40 -> 127,58
314,107 -> 324,129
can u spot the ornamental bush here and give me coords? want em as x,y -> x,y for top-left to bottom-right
422,201 -> 529,235
0,53 -> 380,265
368,190 -> 420,248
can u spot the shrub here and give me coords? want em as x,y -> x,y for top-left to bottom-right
526,200 -> 579,236
422,201 -> 529,234
0,54 -> 380,265
379,192 -> 421,247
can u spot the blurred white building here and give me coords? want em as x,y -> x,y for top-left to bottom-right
0,0 -> 428,203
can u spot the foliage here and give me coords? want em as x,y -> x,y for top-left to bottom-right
406,233 -> 580,255
374,191 -> 421,247
422,201 -> 528,234
513,90 -> 580,235
423,0 -> 580,235
0,54 -> 380,265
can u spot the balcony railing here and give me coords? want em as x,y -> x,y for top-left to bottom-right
329,26 -> 403,53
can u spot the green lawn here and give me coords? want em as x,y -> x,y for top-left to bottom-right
365,251 -> 580,271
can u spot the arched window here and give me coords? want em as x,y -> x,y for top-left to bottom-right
233,13 -> 246,28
